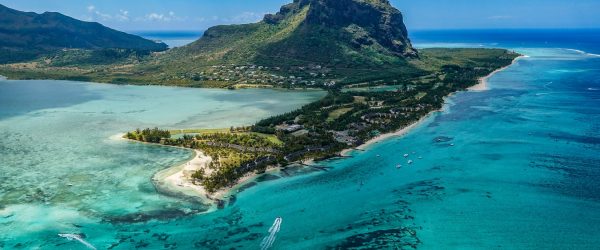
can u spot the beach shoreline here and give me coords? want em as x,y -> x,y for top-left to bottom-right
468,55 -> 526,91
153,150 -> 216,205
152,149 -> 281,209
343,54 -> 525,156
340,113 -> 435,157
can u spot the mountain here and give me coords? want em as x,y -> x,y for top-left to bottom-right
0,4 -> 167,63
169,0 -> 417,68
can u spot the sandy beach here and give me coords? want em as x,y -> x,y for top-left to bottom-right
468,55 -> 526,91
153,148 -> 279,208
157,150 -> 215,202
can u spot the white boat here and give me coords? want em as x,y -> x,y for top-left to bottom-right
407,160 -> 413,164
403,154 -> 409,157
396,164 -> 402,169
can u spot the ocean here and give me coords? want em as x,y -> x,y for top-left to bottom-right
1,29 -> 599,249
133,31 -> 203,48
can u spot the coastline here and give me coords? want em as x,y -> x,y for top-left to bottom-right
142,53 -> 525,210
468,55 -> 526,91
153,150 -> 216,204
340,112 -> 436,157
153,149 -> 280,209
343,54 -> 525,156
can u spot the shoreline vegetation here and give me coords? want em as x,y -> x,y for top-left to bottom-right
121,50 -> 522,208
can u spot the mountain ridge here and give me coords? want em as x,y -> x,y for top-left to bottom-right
0,4 -> 167,63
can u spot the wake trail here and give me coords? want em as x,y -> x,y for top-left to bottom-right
261,217 -> 282,250
58,234 -> 97,250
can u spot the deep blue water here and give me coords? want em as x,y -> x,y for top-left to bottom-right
132,31 -> 203,48
1,30 -> 599,249
412,29 -> 600,54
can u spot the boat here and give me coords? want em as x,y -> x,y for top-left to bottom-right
396,164 -> 402,169
403,154 -> 409,157
418,156 -> 423,159
407,160 -> 413,164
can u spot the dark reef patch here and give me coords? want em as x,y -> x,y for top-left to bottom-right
104,209 -> 198,224
236,182 -> 257,193
329,228 -> 420,249
255,174 -> 281,182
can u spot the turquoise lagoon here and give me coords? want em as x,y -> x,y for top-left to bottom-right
0,81 -> 324,249
2,36 -> 600,248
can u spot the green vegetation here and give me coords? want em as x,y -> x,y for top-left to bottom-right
327,107 -> 354,122
125,128 -> 171,143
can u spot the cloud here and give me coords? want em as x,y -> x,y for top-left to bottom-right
488,15 -> 513,20
86,5 -> 113,21
116,10 -> 129,21
139,11 -> 184,22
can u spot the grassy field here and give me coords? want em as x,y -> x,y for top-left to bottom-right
327,107 -> 354,122
169,128 -> 283,146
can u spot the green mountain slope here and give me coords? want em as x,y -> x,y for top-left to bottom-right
0,4 -> 167,63
167,0 -> 416,67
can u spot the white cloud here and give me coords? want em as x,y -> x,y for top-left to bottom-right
146,13 -> 167,21
85,5 -> 112,21
139,11 -> 184,22
116,10 -> 129,21
84,5 -> 131,22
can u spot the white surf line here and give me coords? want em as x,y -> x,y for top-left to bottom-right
58,234 -> 97,250
261,217 -> 282,250
565,48 -> 600,58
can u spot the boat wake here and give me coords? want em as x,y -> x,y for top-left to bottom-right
261,217 -> 282,250
58,234 -> 97,250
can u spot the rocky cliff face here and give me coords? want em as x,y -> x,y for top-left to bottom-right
264,0 -> 416,57
172,0 -> 418,68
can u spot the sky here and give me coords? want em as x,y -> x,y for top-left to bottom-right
0,0 -> 599,32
